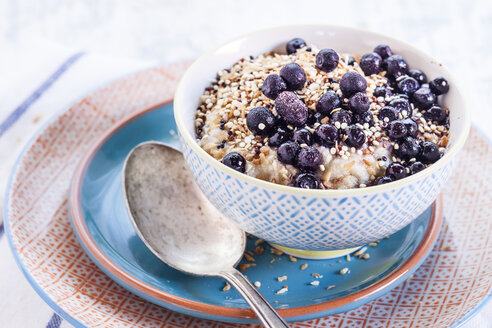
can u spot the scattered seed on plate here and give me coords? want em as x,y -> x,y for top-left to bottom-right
271,248 -> 284,256
311,273 -> 323,279
255,239 -> 264,247
346,254 -> 351,262
254,281 -> 261,288
239,263 -> 256,271
339,267 -> 350,275
277,275 -> 288,282
275,286 -> 288,295
243,253 -> 255,262
222,283 -> 231,291
326,285 -> 336,290
353,247 -> 367,257
310,281 -> 320,286
361,253 -> 370,260
289,255 -> 298,262
300,264 -> 308,270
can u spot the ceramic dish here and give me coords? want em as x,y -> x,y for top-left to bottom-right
4,63 -> 491,327
174,25 -> 471,255
69,102 -> 442,323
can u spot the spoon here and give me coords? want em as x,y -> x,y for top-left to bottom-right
122,142 -> 288,328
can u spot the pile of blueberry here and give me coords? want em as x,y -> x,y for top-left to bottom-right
222,38 -> 450,189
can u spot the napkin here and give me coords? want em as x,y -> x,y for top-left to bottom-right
0,39 -> 490,328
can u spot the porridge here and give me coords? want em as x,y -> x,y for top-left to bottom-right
195,38 -> 450,189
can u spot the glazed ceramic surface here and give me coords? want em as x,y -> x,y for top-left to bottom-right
174,25 -> 471,250
69,103 -> 441,323
4,64 -> 491,328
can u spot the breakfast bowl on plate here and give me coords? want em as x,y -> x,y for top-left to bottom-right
174,25 -> 470,258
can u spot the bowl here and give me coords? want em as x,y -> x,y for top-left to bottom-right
173,25 -> 470,257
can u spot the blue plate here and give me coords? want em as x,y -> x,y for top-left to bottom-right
69,103 -> 441,323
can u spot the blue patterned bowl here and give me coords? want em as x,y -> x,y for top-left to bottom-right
174,25 -> 470,253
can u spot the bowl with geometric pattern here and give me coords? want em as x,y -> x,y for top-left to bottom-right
174,25 -> 470,258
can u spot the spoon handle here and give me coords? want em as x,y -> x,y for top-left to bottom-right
220,269 -> 289,328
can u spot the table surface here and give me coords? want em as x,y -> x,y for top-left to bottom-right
0,0 -> 490,327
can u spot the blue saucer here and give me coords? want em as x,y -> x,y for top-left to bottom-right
69,103 -> 441,323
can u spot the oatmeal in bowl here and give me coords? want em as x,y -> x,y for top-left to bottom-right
174,25 -> 469,253
195,39 -> 450,190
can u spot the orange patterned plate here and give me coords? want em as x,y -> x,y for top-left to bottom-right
4,63 -> 492,327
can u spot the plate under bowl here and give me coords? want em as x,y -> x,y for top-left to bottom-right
69,103 -> 442,323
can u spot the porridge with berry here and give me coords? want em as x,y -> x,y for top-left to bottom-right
195,38 -> 450,189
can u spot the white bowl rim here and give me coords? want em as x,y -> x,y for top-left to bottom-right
174,24 -> 471,196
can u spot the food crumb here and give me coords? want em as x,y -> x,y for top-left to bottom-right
361,253 -> 370,260
369,242 -> 378,247
310,280 -> 320,286
243,253 -> 255,262
354,247 -> 367,257
275,286 -> 288,295
289,255 -> 298,262
270,258 -> 276,263
346,254 -> 351,262
339,267 -> 350,275
271,248 -> 283,256
277,275 -> 288,282
255,239 -> 265,247
300,263 -> 308,270
239,263 -> 256,271
222,283 -> 231,291
326,285 -> 336,290
311,273 -> 323,279
254,281 -> 261,288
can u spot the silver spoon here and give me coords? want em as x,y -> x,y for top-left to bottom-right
122,142 -> 288,328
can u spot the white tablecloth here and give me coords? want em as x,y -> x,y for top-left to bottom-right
1,0 -> 491,325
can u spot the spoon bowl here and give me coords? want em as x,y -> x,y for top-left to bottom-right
122,142 -> 288,327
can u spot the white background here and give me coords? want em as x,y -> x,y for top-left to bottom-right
0,0 -> 490,327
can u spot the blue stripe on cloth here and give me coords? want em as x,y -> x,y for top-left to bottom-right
45,313 -> 63,328
0,52 -> 84,242
0,52 -> 85,138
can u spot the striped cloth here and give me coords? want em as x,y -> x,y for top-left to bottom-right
0,42 -> 490,328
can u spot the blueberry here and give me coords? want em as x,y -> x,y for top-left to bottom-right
388,97 -> 412,116
277,141 -> 300,165
345,125 -> 366,148
222,152 -> 246,173
397,77 -> 419,95
316,48 -> 339,72
347,56 -> 356,66
401,118 -> 418,137
275,91 -> 309,127
317,91 -> 341,115
262,74 -> 287,99
374,87 -> 392,99
397,137 -> 420,160
418,141 -> 441,164
374,175 -> 394,185
360,52 -> 383,75
424,105 -> 447,124
286,38 -> 307,54
315,123 -> 338,147
386,120 -> 407,139
385,55 -> 409,80
412,87 -> 436,110
354,111 -> 374,126
246,107 -> 276,136
408,69 -> 427,85
409,161 -> 426,175
293,128 -> 312,145
386,162 -> 407,180
331,110 -> 353,125
268,126 -> 293,148
378,106 -> 398,122
429,77 -> 449,95
349,92 -> 370,114
280,63 -> 306,91
340,71 -> 367,97
373,44 -> 393,59
296,146 -> 323,170
293,172 -> 321,189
